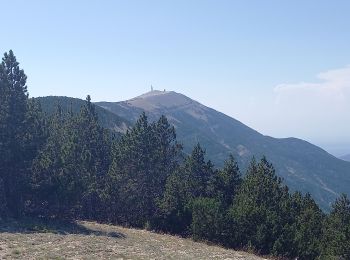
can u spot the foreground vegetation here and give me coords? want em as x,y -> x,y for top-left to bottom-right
1,50 -> 350,259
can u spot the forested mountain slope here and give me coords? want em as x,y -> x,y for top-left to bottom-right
37,96 -> 131,133
96,90 -> 350,210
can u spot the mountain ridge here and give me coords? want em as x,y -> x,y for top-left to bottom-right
37,96 -> 131,133
96,90 -> 350,210
340,154 -> 350,162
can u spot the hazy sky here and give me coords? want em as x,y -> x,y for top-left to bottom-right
2,0 -> 350,156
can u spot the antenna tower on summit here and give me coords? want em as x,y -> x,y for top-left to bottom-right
151,85 -> 154,92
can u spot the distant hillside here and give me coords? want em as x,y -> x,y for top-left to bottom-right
0,219 -> 265,260
340,154 -> 350,162
96,90 -> 350,210
37,96 -> 131,133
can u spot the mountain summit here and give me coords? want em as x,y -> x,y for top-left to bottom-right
129,90 -> 195,111
97,91 -> 350,210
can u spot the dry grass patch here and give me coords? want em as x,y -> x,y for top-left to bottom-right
0,219 -> 267,259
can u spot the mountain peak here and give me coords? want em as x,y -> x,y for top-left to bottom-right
136,90 -> 172,99
128,90 -> 194,111
95,91 -> 350,211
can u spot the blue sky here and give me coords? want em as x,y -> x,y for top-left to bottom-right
2,0 -> 350,155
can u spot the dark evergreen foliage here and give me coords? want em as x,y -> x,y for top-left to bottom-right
1,50 -> 349,260
322,194 -> 350,259
160,144 -> 215,234
228,158 -> 288,253
31,96 -> 111,219
210,154 -> 241,207
107,113 -> 181,227
191,197 -> 225,243
292,193 -> 324,259
0,50 -> 44,217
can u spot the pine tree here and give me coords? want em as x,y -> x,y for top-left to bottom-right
210,154 -> 241,207
228,157 -> 290,254
152,115 -> 182,195
107,113 -> 153,226
31,102 -> 70,217
32,96 -> 111,219
0,78 -> 8,217
159,166 -> 192,234
160,144 -> 215,234
184,144 -> 215,198
291,193 -> 323,259
322,194 -> 350,259
107,113 -> 180,227
76,95 -> 111,220
0,50 -> 30,217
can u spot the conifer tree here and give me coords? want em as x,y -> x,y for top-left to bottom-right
322,193 -> 350,259
0,78 -> 8,217
292,193 -> 323,259
152,115 -> 182,196
32,96 -> 110,219
159,166 -> 192,234
161,144 -> 214,234
31,103 -> 71,217
229,157 -> 290,254
76,95 -> 111,220
184,144 -> 215,198
210,154 -> 241,207
108,113 -> 180,227
107,113 -> 154,226
0,50 -> 32,216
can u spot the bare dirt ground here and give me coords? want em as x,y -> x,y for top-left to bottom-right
0,219 -> 267,260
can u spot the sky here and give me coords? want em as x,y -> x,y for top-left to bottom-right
2,0 -> 350,156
